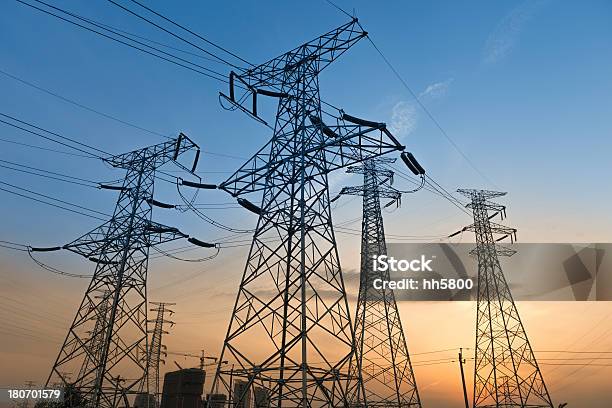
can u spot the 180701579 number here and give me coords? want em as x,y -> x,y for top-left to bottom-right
7,389 -> 62,400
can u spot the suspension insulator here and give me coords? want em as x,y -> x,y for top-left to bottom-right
191,149 -> 200,173
401,152 -> 426,175
256,88 -> 288,98
229,71 -> 236,101
401,152 -> 420,175
146,225 -> 179,234
407,152 -> 425,175
99,184 -> 128,191
309,115 -> 339,138
384,200 -> 396,208
237,198 -> 262,215
187,237 -> 216,248
342,113 -> 385,129
173,133 -> 184,161
448,230 -> 463,238
88,257 -> 119,265
147,199 -> 175,209
29,246 -> 61,252
181,179 -> 217,189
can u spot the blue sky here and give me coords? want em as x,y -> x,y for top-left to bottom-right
1,0 -> 611,249
1,1 -> 612,405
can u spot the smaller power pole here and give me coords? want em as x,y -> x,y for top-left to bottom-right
147,302 -> 175,406
458,348 -> 469,408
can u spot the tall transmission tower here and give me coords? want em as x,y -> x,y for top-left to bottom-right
207,18 -> 407,407
340,158 -> 421,408
457,189 -> 553,408
44,134 -> 200,408
145,302 -> 175,406
77,290 -> 112,383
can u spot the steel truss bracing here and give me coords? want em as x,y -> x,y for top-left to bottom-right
458,189 -> 553,408
76,290 -> 112,383
210,19 -> 406,408
341,159 -> 421,408
146,302 -> 175,406
46,135 -> 199,408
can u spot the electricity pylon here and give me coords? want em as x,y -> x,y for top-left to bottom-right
209,18 -> 407,407
77,290 -> 112,382
457,189 -> 553,408
340,159 -> 421,407
145,302 -> 175,406
45,134 -> 200,408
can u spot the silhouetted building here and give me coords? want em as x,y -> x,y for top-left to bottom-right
160,368 -> 205,408
206,393 -> 227,408
253,387 -> 270,408
232,380 -> 251,408
134,393 -> 158,408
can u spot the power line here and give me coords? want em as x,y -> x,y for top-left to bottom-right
0,112 -> 108,156
364,34 -> 497,188
15,0 -> 230,84
0,242 -> 29,252
0,68 -> 171,139
537,350 -> 612,354
323,0 -> 353,19
75,15 -> 228,67
125,0 -> 254,67
389,164 -> 472,218
0,180 -> 109,220
0,136 -> 94,158
0,112 -> 107,158
105,0 -> 245,70
47,0 -> 230,81
0,159 -> 100,188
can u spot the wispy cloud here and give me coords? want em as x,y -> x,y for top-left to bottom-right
389,78 -> 453,141
483,0 -> 550,65
389,100 -> 417,140
419,78 -> 454,100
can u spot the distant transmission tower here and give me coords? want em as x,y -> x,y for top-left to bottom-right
44,134 -> 200,408
457,189 -> 553,408
207,18 -> 407,407
146,302 -> 175,406
340,158 -> 421,407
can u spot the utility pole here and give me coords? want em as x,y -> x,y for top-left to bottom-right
205,18 -> 408,408
43,134 -> 200,408
146,302 -> 175,407
340,158 -> 421,407
457,189 -> 554,408
458,348 -> 469,408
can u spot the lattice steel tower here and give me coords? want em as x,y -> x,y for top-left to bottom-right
45,135 -> 199,407
340,159 -> 421,407
146,302 -> 175,406
76,290 -> 112,383
209,18 -> 407,407
458,189 -> 553,408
